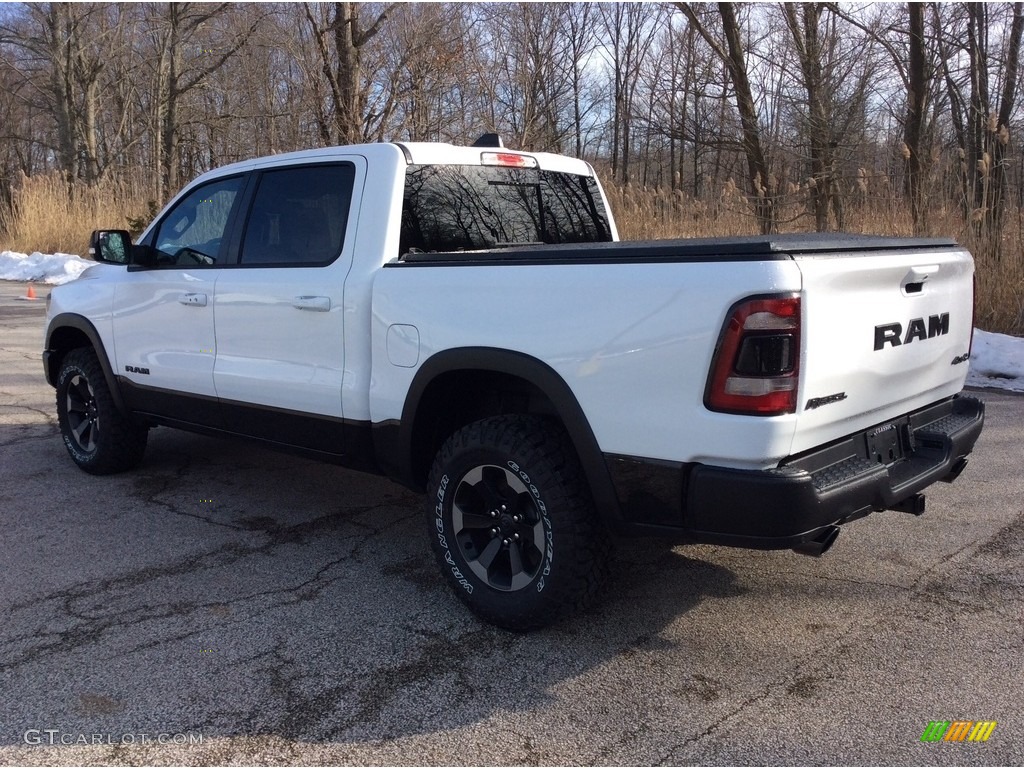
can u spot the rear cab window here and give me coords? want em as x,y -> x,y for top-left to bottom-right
240,163 -> 355,266
400,164 -> 612,255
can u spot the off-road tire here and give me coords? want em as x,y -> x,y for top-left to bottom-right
55,347 -> 148,474
426,415 -> 611,631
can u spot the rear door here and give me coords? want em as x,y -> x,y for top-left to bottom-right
212,158 -> 363,451
793,246 -> 975,453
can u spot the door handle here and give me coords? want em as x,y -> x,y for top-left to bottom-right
179,292 -> 207,306
292,296 -> 331,312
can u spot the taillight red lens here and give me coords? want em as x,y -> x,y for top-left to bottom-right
705,295 -> 801,416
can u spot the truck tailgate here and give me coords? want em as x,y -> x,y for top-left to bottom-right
792,245 -> 974,454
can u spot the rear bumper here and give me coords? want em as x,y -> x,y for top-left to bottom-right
609,394 -> 985,548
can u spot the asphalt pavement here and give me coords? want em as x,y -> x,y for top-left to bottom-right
1,280 -> 1022,766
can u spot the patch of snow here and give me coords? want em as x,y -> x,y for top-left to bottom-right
0,249 -> 92,285
967,329 -> 1024,393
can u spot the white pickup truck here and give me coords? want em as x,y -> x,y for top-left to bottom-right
43,137 -> 984,630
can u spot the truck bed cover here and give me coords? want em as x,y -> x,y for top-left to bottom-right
396,234 -> 959,265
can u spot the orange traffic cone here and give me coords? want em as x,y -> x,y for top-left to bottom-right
25,283 -> 37,300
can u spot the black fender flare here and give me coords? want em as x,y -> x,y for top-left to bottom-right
378,346 -> 624,526
45,313 -> 129,417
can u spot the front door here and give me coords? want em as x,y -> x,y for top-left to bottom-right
112,174 -> 247,425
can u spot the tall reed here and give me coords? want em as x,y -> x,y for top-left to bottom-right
0,172 -> 151,256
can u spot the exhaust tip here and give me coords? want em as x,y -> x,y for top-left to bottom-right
890,493 -> 926,516
792,525 -> 840,558
942,457 -> 969,483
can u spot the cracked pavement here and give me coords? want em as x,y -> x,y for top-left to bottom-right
0,280 -> 1022,766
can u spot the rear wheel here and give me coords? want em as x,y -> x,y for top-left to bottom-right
56,347 -> 148,474
426,415 -> 610,631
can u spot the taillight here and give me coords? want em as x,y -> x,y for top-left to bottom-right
705,295 -> 801,416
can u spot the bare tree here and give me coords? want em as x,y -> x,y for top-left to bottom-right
677,2 -> 776,232
934,2 -> 1024,239
563,3 -> 599,158
828,3 -> 939,232
782,4 -> 875,230
145,4 -> 266,199
991,2 -> 1024,234
600,3 -> 660,184
301,2 -> 392,146
2,0 -> 1024,268
380,4 -> 470,142
0,4 -> 124,185
904,3 -> 930,232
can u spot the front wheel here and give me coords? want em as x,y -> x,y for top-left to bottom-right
55,347 -> 148,474
426,415 -> 610,631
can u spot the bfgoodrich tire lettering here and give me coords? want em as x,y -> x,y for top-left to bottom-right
55,347 -> 148,474
427,415 -> 610,630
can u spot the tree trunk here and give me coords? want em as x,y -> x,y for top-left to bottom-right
990,1 -> 1024,234
332,2 -> 362,144
44,5 -> 79,184
304,2 -> 390,146
678,2 -> 776,232
904,2 -> 928,233
154,3 -> 181,201
966,2 -> 990,232
81,77 -> 101,183
784,3 -> 838,232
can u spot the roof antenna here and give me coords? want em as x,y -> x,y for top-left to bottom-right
472,133 -> 504,148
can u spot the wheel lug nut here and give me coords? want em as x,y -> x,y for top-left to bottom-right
501,504 -> 507,511
490,510 -> 498,518
512,514 -> 521,523
513,533 -> 520,541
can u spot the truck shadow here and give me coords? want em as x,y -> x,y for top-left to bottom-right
224,535 -> 745,745
2,429 -> 744,748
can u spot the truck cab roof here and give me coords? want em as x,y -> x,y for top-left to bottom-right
188,141 -> 597,188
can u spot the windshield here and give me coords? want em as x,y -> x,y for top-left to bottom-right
400,164 -> 612,254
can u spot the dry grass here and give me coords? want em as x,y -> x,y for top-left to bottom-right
1,170 -> 1020,335
0,171 -> 151,256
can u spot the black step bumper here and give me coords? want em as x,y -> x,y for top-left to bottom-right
608,394 -> 985,549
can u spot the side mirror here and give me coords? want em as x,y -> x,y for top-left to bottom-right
88,229 -> 132,264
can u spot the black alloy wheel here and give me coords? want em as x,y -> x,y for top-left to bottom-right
64,371 -> 100,455
426,415 -> 610,631
55,347 -> 148,474
451,464 -> 547,592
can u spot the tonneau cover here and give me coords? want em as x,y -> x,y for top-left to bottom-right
397,234 -> 959,265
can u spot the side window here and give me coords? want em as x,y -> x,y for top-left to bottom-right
153,176 -> 244,266
240,164 -> 354,266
